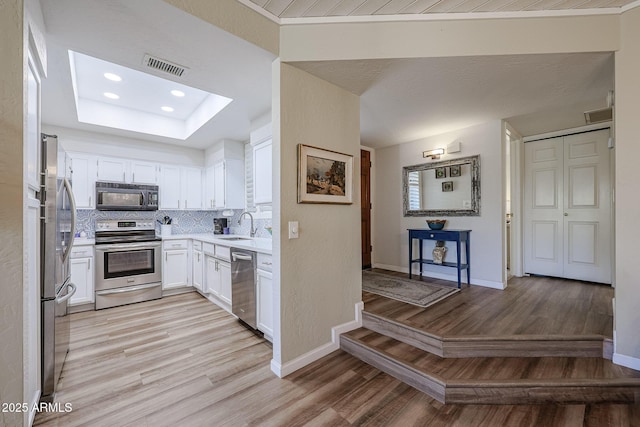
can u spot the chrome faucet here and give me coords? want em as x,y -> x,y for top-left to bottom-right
238,211 -> 257,237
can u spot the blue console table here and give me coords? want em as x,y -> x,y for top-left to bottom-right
408,229 -> 471,289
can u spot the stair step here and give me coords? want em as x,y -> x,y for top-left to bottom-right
363,311 -> 609,359
340,328 -> 640,404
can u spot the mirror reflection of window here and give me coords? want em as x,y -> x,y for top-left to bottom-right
408,171 -> 421,210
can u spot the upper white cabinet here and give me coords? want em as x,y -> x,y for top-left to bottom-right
181,166 -> 203,210
212,160 -> 245,209
97,157 -> 127,182
158,164 -> 181,209
158,164 -> 202,210
253,139 -> 272,205
131,160 -> 158,185
69,153 -> 97,209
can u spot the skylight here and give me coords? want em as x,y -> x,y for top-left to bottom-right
68,50 -> 233,140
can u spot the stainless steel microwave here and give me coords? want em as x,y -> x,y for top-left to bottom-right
96,182 -> 159,211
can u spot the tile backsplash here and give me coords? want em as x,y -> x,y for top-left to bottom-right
76,209 -> 272,239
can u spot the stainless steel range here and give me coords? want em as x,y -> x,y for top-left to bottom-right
94,219 -> 162,310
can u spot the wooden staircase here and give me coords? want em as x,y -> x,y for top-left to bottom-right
340,306 -> 640,405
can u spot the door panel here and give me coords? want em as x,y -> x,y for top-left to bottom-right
361,150 -> 372,268
524,129 -> 611,284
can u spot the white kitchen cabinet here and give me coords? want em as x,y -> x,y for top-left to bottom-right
253,139 -> 272,205
131,160 -> 158,185
158,164 -> 202,210
213,160 -> 245,209
158,164 -> 181,209
69,153 -> 97,209
192,242 -> 204,292
97,157 -> 127,182
205,255 -> 220,296
218,260 -> 232,305
181,166 -> 203,210
256,253 -> 273,340
69,245 -> 94,305
162,240 -> 190,289
204,166 -> 216,210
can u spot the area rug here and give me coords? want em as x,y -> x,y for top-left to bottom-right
362,271 -> 460,308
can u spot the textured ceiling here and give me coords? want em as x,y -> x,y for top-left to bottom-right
247,0 -> 635,19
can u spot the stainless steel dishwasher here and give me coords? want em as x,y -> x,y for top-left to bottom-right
231,249 -> 258,330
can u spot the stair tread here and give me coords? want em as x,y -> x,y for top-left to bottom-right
342,328 -> 640,383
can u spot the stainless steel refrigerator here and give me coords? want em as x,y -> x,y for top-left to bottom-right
40,133 -> 77,402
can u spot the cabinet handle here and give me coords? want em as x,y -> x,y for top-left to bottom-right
165,252 -> 168,261
133,172 -> 135,182
185,200 -> 188,209
123,172 -> 125,182
178,200 -> 180,209
88,259 -> 91,270
89,196 -> 92,206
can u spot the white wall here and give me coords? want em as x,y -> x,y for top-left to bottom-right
0,1 -> 25,426
372,121 -> 505,289
613,6 -> 640,370
272,61 -> 361,371
42,125 -> 206,166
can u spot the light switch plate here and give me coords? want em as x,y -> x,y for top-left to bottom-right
288,221 -> 299,239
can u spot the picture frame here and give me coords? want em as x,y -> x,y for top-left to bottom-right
442,181 -> 454,192
435,167 -> 447,179
298,144 -> 353,204
449,165 -> 461,177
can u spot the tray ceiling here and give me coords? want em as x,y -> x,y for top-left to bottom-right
245,0 -> 636,19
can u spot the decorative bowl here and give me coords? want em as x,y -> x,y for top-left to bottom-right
426,219 -> 446,230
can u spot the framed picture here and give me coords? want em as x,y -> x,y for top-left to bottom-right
449,165 -> 461,177
435,167 -> 447,179
298,144 -> 353,204
442,181 -> 454,192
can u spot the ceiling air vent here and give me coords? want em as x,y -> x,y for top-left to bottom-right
584,107 -> 613,124
142,54 -> 188,77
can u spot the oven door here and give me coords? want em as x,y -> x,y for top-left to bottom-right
95,242 -> 162,291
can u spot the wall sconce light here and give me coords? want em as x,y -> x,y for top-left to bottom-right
423,148 -> 445,160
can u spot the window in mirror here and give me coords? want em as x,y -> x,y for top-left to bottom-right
403,155 -> 480,217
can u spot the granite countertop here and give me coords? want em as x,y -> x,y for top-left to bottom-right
161,233 -> 272,255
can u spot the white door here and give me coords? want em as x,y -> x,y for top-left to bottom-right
131,161 -> 158,184
97,157 -> 127,182
159,165 -> 181,209
524,129 -> 611,284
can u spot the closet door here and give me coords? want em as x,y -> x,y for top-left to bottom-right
524,129 -> 612,284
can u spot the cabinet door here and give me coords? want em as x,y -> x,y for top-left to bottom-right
204,166 -> 216,210
213,162 -> 226,209
70,154 -> 97,208
182,167 -> 203,210
131,161 -> 158,184
70,257 -> 94,305
97,157 -> 127,182
193,249 -> 203,291
253,140 -> 272,204
163,249 -> 189,289
159,164 -> 181,209
257,269 -> 273,338
205,256 -> 221,296
218,260 -> 232,305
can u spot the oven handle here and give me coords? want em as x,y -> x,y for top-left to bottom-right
96,283 -> 160,295
96,242 -> 161,252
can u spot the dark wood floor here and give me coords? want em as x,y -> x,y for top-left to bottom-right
365,269 -> 614,338
34,280 -> 639,427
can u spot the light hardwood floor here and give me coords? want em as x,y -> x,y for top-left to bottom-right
34,285 -> 639,426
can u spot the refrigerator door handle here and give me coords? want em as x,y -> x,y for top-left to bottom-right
56,282 -> 77,304
62,177 -> 77,264
232,253 -> 253,261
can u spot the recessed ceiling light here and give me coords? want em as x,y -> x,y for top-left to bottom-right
161,106 -> 174,112
103,92 -> 120,100
170,90 -> 185,97
104,72 -> 122,82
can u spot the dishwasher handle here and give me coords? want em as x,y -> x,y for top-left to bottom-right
232,252 -> 253,261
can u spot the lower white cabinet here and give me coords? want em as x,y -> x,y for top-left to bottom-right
205,255 -> 231,305
193,248 -> 204,292
256,253 -> 273,340
69,244 -> 94,305
162,240 -> 190,290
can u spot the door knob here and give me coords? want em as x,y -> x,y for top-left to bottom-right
564,213 -> 568,216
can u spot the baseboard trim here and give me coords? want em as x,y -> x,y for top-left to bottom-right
613,352 -> 640,371
28,390 -> 41,426
373,263 -> 505,290
271,300 -> 364,378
